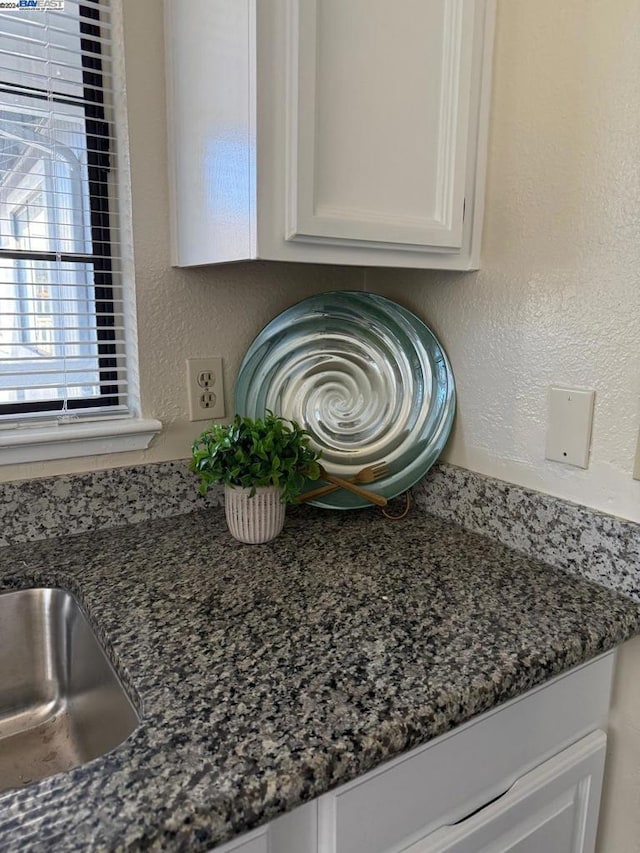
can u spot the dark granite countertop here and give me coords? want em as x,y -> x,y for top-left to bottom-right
0,506 -> 639,851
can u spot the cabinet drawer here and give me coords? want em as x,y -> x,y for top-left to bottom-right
317,653 -> 613,853
409,731 -> 606,853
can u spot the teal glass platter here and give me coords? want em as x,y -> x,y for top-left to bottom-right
234,291 -> 456,509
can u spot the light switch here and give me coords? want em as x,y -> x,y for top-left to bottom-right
545,387 -> 595,468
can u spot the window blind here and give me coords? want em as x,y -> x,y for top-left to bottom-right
0,0 -> 129,423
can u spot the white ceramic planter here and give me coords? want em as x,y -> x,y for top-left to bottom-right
224,484 -> 286,544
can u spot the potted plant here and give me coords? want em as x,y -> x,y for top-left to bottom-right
190,412 -> 321,543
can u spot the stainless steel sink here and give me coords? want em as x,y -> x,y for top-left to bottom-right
0,588 -> 139,793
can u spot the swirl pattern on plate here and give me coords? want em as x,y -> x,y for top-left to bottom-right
235,292 -> 455,509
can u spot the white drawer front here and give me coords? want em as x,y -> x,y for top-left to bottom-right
318,653 -> 613,853
410,731 -> 606,853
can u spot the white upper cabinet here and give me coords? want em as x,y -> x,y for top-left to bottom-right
164,0 -> 495,270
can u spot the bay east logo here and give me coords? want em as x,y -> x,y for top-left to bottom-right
18,0 -> 65,8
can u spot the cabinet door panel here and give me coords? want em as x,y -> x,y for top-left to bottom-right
409,731 -> 606,853
288,0 -> 475,249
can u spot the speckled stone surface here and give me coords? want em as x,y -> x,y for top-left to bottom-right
0,460 -> 222,546
414,464 -> 640,602
0,506 -> 639,851
5,460 -> 640,607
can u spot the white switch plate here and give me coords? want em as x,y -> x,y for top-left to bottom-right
545,387 -> 595,468
186,357 -> 225,421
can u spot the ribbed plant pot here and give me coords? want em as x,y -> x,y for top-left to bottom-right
224,484 -> 286,544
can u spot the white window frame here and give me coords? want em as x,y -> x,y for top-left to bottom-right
0,0 -> 160,465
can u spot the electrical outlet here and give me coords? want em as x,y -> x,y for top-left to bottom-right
187,358 -> 225,421
200,391 -> 216,409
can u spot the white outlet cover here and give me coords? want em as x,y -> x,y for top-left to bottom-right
545,387 -> 595,469
186,357 -> 225,421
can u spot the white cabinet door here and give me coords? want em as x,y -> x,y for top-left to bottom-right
165,0 -> 495,270
288,0 -> 475,251
407,731 -> 607,853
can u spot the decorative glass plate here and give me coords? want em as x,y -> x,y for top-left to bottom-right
235,291 -> 455,509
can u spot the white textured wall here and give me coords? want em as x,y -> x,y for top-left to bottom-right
370,0 -> 640,525
0,0 -> 361,484
369,2 -> 640,850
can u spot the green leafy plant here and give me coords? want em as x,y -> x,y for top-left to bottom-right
190,412 -> 321,503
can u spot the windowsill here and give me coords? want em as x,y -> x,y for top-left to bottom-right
0,417 -> 162,465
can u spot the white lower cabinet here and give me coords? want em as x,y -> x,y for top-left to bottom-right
214,653 -> 614,853
404,732 -> 606,853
